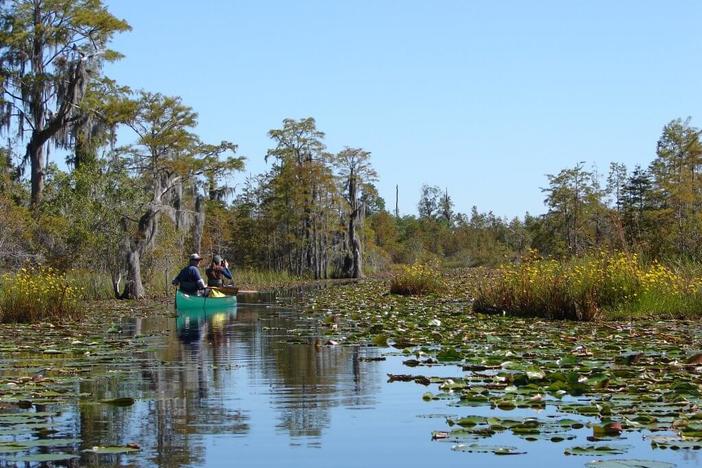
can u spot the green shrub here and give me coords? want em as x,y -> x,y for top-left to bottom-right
0,267 -> 85,322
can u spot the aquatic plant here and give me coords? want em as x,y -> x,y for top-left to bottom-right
474,251 -> 702,320
0,267 -> 84,322
299,277 -> 702,460
389,262 -> 445,296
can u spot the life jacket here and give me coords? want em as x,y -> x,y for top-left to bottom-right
206,266 -> 224,287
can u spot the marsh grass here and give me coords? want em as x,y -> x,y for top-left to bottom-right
233,268 -> 306,290
474,251 -> 702,320
65,270 -> 115,300
0,267 -> 84,322
390,262 -> 445,296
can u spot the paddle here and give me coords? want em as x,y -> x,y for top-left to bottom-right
208,286 -> 259,295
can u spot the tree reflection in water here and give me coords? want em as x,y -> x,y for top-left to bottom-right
75,301 -> 379,465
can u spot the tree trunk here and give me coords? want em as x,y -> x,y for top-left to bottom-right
122,248 -> 145,299
193,194 -> 205,253
349,217 -> 363,278
119,188 -> 163,299
28,141 -> 45,207
347,171 -> 363,278
110,271 -> 122,299
29,2 -> 45,207
352,237 -> 362,278
395,184 -> 399,218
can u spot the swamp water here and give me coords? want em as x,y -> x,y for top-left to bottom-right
0,298 -> 699,467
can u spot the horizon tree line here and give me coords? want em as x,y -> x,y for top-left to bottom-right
2,1 -> 702,299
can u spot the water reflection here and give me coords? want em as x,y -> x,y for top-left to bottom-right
176,307 -> 238,346
4,300 -> 702,467
74,301 -> 380,466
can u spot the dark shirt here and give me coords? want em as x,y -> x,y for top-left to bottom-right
173,266 -> 204,294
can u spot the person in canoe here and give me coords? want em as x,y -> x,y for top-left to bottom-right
172,253 -> 207,296
206,254 -> 233,288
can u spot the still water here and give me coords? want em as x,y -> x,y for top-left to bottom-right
4,299 -> 701,467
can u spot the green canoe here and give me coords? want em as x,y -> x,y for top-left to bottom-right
175,289 -> 237,311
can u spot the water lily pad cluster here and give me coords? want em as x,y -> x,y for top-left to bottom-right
299,276 -> 702,460
0,302 -> 172,462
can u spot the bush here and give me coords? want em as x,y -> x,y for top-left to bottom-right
0,267 -> 84,322
474,251 -> 702,320
390,262 -> 445,296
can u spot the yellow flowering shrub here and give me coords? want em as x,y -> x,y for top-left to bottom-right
0,267 -> 85,322
474,251 -> 702,320
390,262 -> 445,296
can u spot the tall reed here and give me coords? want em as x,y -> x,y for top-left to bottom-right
474,251 -> 702,320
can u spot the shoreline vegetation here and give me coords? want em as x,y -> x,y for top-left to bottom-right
4,255 -> 702,323
474,252 -> 702,321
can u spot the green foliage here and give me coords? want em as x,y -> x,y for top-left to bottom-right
0,0 -> 130,204
0,193 -> 34,268
540,163 -> 607,256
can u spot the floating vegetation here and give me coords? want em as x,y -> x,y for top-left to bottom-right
585,461 -> 675,468
83,445 -> 140,454
0,301 -> 174,462
5,453 -> 80,462
564,444 -> 631,456
100,397 -> 136,406
451,443 -> 526,455
300,275 -> 702,461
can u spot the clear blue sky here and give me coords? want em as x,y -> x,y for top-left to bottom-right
103,0 -> 702,218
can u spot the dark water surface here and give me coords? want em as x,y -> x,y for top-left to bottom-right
3,299 -> 701,467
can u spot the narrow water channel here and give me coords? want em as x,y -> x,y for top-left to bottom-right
1,298 -> 700,467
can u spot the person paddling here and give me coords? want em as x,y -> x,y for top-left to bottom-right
172,253 -> 207,296
206,255 -> 233,287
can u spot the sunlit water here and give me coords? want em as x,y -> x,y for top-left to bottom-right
3,299 -> 701,467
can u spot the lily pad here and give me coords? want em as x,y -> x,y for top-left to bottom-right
83,445 -> 140,454
452,443 -> 526,455
564,445 -> 630,456
5,453 -> 79,462
585,460 -> 676,468
100,397 -> 135,406
437,348 -> 462,362
649,436 -> 702,450
0,438 -> 80,448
